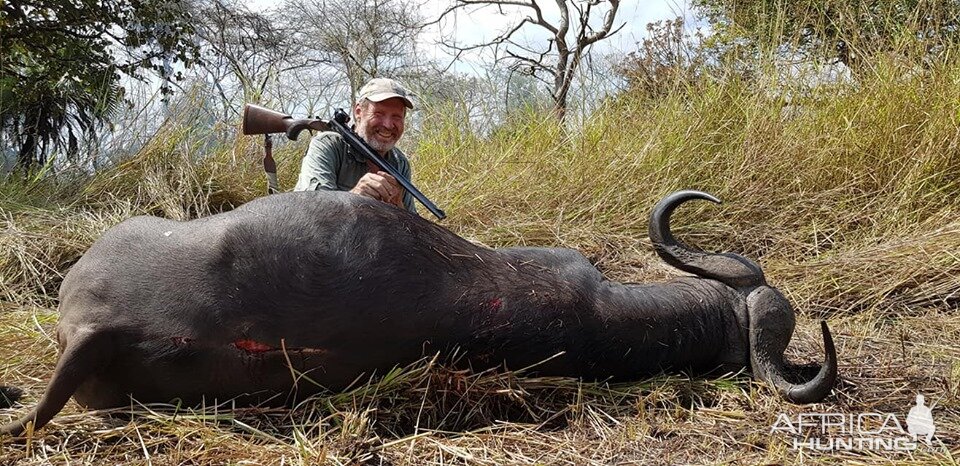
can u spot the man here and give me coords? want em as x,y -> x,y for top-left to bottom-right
293,77 -> 417,214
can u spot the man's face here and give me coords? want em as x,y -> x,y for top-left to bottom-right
355,98 -> 406,154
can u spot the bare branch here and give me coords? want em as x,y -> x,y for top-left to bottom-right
582,0 -> 620,46
434,0 -> 621,119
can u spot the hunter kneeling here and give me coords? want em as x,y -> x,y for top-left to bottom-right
294,77 -> 418,214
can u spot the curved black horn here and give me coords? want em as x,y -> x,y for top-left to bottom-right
648,190 -> 764,288
648,190 -> 721,268
752,320 -> 838,403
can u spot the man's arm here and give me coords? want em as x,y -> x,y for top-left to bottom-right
294,132 -> 417,214
293,133 -> 342,192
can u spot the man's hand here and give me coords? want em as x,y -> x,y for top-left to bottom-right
350,171 -> 403,207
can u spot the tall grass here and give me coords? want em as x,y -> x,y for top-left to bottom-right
2,54 -> 959,311
412,57 -> 960,315
2,31 -> 959,464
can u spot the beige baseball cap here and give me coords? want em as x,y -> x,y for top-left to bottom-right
357,78 -> 415,109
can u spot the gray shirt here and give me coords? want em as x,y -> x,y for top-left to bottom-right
293,131 -> 417,214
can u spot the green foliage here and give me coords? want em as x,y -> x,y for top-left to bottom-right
0,0 -> 199,168
694,0 -> 960,72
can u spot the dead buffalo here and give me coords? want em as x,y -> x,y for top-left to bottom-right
1,190 -> 837,436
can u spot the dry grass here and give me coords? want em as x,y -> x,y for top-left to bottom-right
0,305 -> 957,464
2,44 -> 960,466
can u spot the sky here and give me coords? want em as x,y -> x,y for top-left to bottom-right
427,1 -> 698,52
247,0 -> 701,74
427,0 -> 700,74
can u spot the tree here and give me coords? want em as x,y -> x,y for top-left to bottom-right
192,0 -> 309,118
694,0 -> 960,74
436,0 -> 623,120
616,18 -> 712,98
287,0 -> 428,107
0,0 -> 199,169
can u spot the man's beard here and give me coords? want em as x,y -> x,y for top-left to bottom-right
357,121 -> 398,154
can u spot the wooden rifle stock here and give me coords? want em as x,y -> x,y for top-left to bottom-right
241,104 -> 330,141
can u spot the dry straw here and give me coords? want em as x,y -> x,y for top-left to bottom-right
2,27 -> 959,466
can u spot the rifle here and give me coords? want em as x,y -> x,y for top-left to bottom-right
241,104 -> 446,220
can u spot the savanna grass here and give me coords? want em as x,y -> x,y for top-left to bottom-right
2,34 -> 960,466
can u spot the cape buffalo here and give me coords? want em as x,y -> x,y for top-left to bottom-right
1,190 -> 837,436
